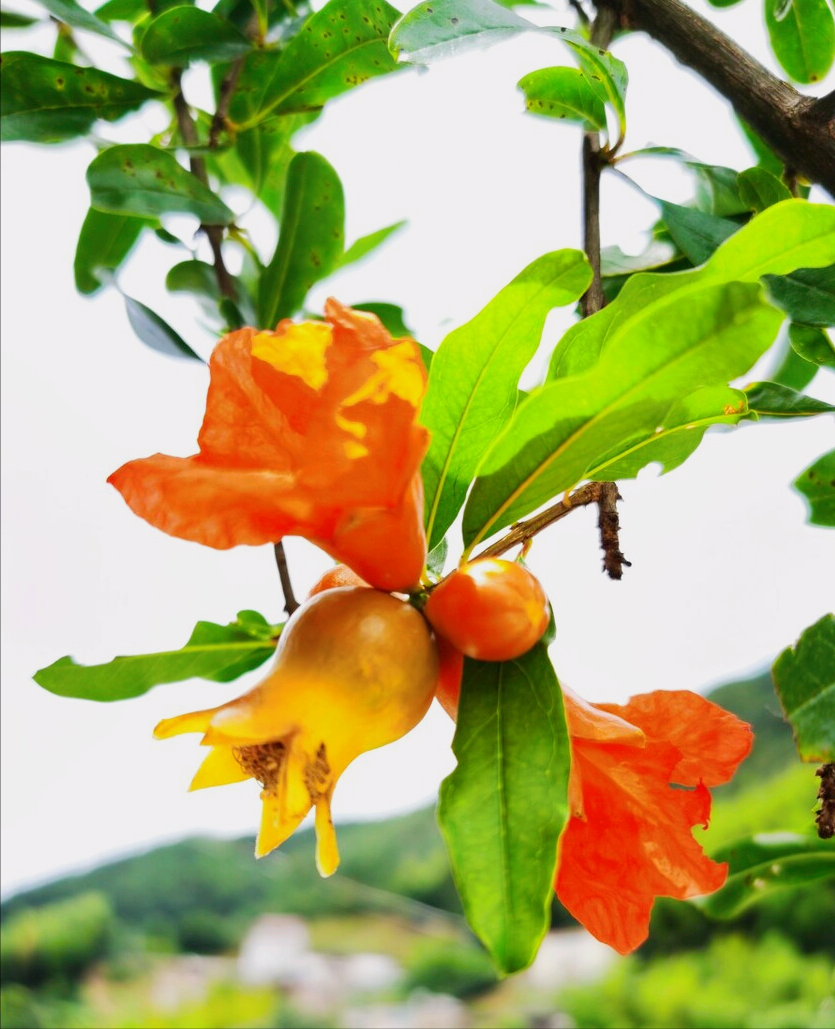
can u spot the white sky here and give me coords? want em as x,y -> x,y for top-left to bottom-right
1,0 -> 833,897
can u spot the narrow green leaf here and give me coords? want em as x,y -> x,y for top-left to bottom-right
426,536 -> 448,577
87,144 -> 235,224
765,0 -> 835,83
744,380 -> 835,418
124,295 -> 203,361
554,31 -> 627,133
141,7 -> 251,65
0,52 -> 159,143
584,385 -> 749,481
421,250 -> 591,551
34,611 -> 280,702
737,166 -> 792,213
95,0 -> 150,22
772,614 -> 835,760
1,9 -> 39,26
36,0 -> 127,43
74,207 -> 148,295
438,644 -> 569,974
794,449 -> 835,527
390,0 -> 533,62
763,264 -> 835,326
789,323 -> 835,368
241,0 -> 402,126
338,220 -> 406,269
518,66 -> 606,131
658,199 -> 740,265
258,151 -> 344,327
550,201 -> 835,381
350,301 -> 414,339
698,833 -> 835,918
463,283 -> 782,548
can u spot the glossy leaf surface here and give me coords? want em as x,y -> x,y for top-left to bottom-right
34,611 -> 280,702
698,833 -> 835,918
258,150 -> 344,327
438,644 -> 569,973
518,66 -> 606,131
765,0 -> 835,83
737,166 -> 792,212
421,250 -> 591,550
794,450 -> 835,527
763,264 -> 835,326
74,207 -> 148,294
124,295 -> 203,361
788,323 -> 835,368
87,144 -> 235,224
744,381 -> 835,418
657,199 -> 740,265
0,52 -> 159,143
240,0 -> 401,126
772,614 -> 835,760
141,6 -> 251,65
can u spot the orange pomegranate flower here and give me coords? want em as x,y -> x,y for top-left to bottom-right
557,686 -> 752,955
108,300 -> 429,592
434,651 -> 752,955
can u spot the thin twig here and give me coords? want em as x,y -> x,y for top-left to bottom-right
597,482 -> 631,579
474,483 -> 605,561
171,72 -> 238,301
274,542 -> 300,617
209,57 -> 246,149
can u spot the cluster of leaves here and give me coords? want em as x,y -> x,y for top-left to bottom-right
4,0 -> 834,976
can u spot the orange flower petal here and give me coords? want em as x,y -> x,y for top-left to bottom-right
595,690 -> 753,786
108,301 -> 429,591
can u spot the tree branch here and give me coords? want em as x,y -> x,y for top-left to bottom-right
600,0 -> 835,196
171,73 -> 238,301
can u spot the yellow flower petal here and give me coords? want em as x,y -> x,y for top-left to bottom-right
189,746 -> 249,791
154,707 -> 218,739
314,796 -> 339,877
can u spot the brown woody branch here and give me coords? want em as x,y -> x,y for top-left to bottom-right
597,0 -> 835,197
171,73 -> 238,301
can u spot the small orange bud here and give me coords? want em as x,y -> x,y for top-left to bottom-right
425,558 -> 550,662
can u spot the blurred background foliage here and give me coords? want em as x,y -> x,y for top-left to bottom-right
2,671 -> 833,1028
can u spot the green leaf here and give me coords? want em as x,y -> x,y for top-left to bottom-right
124,294 -> 203,361
350,301 -> 414,338
34,611 -> 280,702
600,239 -> 678,277
794,449 -> 835,527
763,264 -> 835,326
687,163 -> 748,217
584,385 -> 749,481
772,614 -> 835,760
390,0 -> 533,62
165,258 -> 220,299
438,644 -> 569,973
657,198 -> 740,265
141,6 -> 251,65
550,201 -> 835,381
74,207 -> 148,295
789,323 -> 835,368
765,0 -> 835,83
240,0 -> 402,127
87,144 -> 235,224
0,52 -> 159,143
421,250 -> 591,551
744,380 -> 835,418
426,536 -> 448,577
258,150 -> 344,327
1,9 -> 39,27
698,833 -> 835,918
390,0 -> 627,133
737,166 -> 793,213
518,66 -> 606,131
738,118 -> 785,178
463,282 -> 782,548
770,336 -> 818,391
36,0 -> 127,43
338,220 -> 406,269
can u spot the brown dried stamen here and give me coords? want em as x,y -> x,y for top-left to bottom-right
816,762 -> 835,840
304,743 -> 331,801
233,741 -> 286,795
